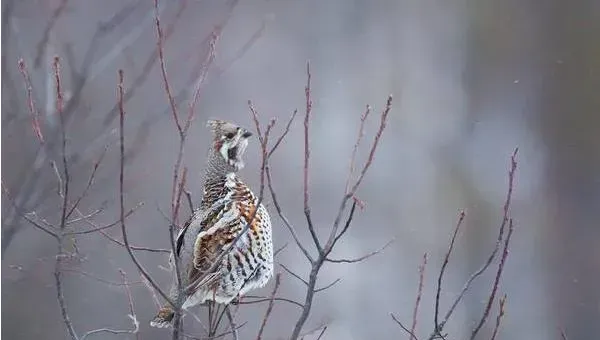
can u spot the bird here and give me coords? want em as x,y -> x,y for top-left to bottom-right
150,119 -> 274,328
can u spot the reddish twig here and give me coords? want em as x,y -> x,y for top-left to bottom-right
65,145 -> 109,219
345,105 -> 371,194
489,294 -> 506,340
256,273 -> 282,340
52,55 -> 79,340
17,58 -> 44,143
302,62 -> 321,252
470,219 -> 515,339
434,210 -> 466,332
429,148 -> 518,340
154,0 -> 181,134
117,69 -> 174,307
268,109 -> 297,159
410,253 -> 428,340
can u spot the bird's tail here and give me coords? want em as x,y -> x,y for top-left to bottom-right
150,306 -> 174,328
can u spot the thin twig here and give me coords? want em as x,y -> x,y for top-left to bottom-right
489,294 -> 506,340
256,273 -> 281,340
65,145 -> 109,219
225,306 -> 239,340
62,268 -> 142,286
470,220 -> 515,339
117,69 -> 173,306
280,263 -> 308,286
65,202 -> 143,235
429,149 -> 518,340
391,313 -> 420,340
434,210 -> 466,332
238,295 -> 303,309
314,277 -> 341,293
1,184 -> 58,238
316,326 -> 328,340
52,55 -> 79,340
302,61 -> 322,252
345,105 -> 371,194
265,164 -> 313,262
154,0 -> 180,134
268,109 -> 297,159
410,253 -> 428,340
119,269 -> 140,340
17,58 -> 44,142
326,239 -> 394,263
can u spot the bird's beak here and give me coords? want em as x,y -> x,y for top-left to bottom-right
242,131 -> 252,138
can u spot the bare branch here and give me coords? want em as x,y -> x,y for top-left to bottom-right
434,210 -> 466,331
65,202 -> 143,235
391,313 -> 420,340
117,69 -> 174,307
265,165 -> 313,262
314,277 -> 341,293
225,306 -> 239,340
470,220 -> 515,339
345,105 -> 371,194
1,184 -> 58,239
65,145 -> 109,219
62,268 -> 141,287
280,263 -> 308,286
325,239 -> 394,264
17,58 -> 44,142
316,326 -> 328,340
489,294 -> 506,340
239,295 -> 303,309
141,274 -> 163,309
256,273 -> 281,340
302,61 -> 322,252
120,269 -> 140,340
153,0 -> 181,134
410,253 -> 428,340
268,109 -> 297,159
347,95 -> 393,196
430,148 -> 518,340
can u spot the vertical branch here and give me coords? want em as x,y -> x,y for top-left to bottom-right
489,295 -> 506,340
410,253 -> 428,340
345,105 -> 371,194
51,55 -> 79,340
470,220 -> 515,339
117,69 -> 173,306
154,0 -> 181,135
302,61 -> 321,251
119,269 -> 140,340
256,273 -> 282,340
434,210 -> 466,331
18,58 -> 45,143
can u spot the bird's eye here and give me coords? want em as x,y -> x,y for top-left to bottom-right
225,132 -> 235,139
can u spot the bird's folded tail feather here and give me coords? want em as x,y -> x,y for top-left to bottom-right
150,306 -> 174,328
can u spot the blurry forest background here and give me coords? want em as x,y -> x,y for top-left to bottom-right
2,0 -> 599,339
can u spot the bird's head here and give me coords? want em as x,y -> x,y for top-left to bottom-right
206,119 -> 253,174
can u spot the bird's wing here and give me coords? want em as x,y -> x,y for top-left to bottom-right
185,200 -> 248,294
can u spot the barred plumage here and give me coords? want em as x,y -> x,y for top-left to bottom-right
150,120 -> 273,328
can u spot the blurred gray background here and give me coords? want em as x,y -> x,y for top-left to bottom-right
2,0 -> 599,339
